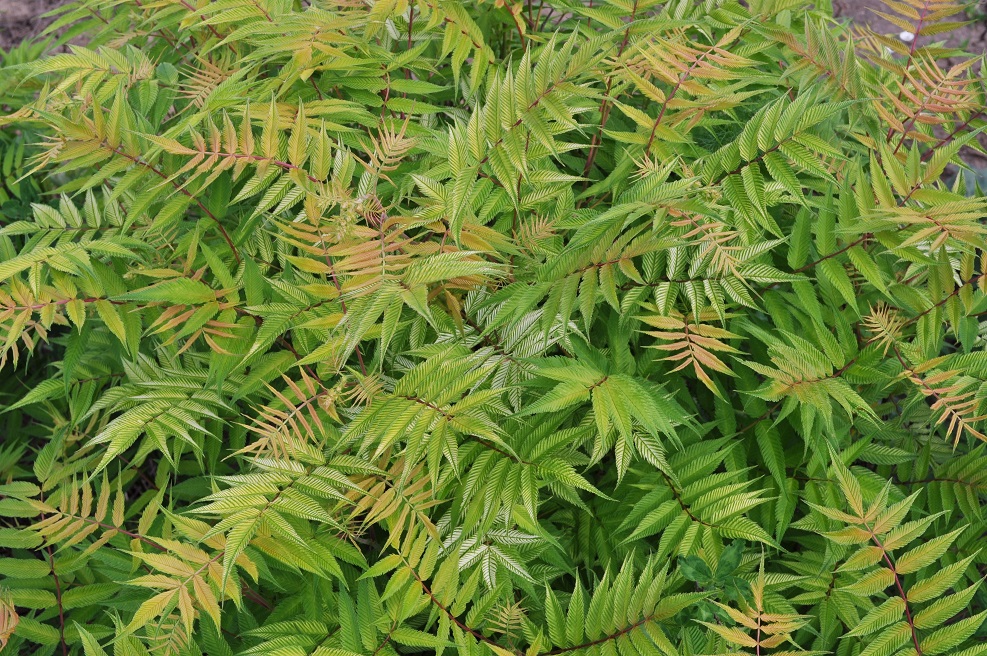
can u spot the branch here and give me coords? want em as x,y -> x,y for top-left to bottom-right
582,0 -> 639,178
403,556 -> 519,655
106,144 -> 240,263
545,615 -> 653,655
38,493 -> 68,656
865,523 -> 923,655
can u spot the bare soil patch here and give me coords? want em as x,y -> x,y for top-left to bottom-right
0,0 -> 67,50
832,0 -> 987,54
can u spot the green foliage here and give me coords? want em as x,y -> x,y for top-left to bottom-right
0,37 -> 54,224
1,0 -> 987,654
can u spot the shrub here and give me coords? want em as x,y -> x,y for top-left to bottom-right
1,0 -> 986,654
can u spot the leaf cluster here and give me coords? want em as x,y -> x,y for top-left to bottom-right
1,0 -> 987,655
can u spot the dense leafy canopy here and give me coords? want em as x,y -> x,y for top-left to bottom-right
1,0 -> 987,654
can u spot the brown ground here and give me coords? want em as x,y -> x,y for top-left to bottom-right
0,0 -> 67,51
832,1 -> 987,177
833,0 -> 987,56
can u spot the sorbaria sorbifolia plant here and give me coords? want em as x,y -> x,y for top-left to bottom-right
1,0 -> 986,654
